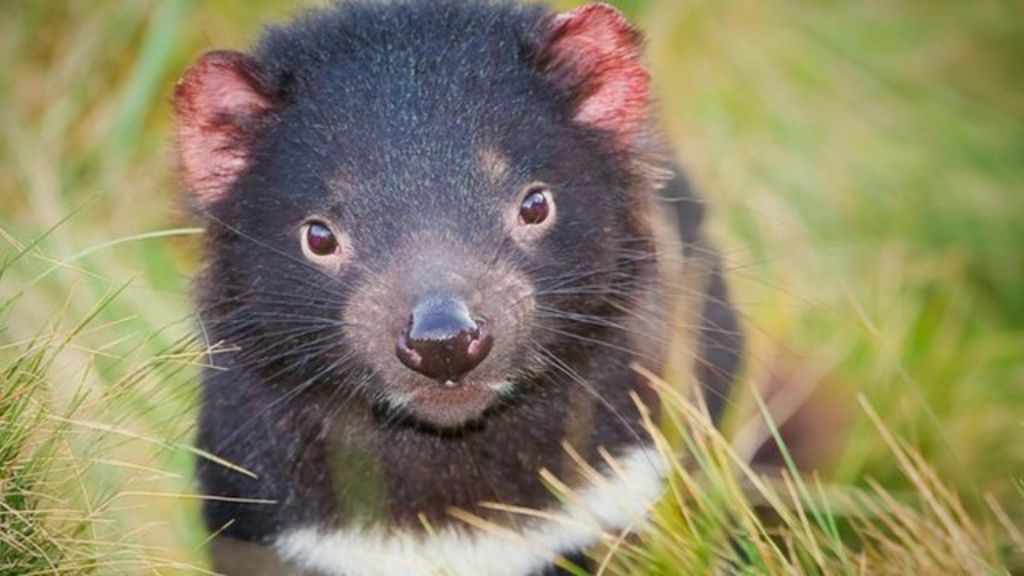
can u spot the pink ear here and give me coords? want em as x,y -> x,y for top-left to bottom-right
541,3 -> 650,148
174,51 -> 276,206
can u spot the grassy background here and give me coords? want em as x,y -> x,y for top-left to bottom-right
1,0 -> 1021,573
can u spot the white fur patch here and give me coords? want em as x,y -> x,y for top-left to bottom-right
274,446 -> 665,576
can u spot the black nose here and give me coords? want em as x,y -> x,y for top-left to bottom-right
395,296 -> 493,384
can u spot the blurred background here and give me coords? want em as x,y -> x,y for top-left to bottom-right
1,0 -> 1021,573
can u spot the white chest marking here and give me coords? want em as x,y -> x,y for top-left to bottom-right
274,446 -> 665,576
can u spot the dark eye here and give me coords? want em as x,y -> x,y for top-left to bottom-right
519,187 -> 552,226
304,221 -> 339,256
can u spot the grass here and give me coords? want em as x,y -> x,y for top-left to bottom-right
1,0 -> 1022,574
601,374 -> 1018,575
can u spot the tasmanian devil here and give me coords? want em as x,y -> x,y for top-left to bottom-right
174,1 -> 742,574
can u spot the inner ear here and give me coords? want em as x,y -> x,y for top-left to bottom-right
538,3 -> 650,149
174,50 -> 278,208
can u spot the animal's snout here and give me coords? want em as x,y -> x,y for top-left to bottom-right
395,296 -> 493,384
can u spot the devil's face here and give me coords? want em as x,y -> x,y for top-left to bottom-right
180,2 -> 656,428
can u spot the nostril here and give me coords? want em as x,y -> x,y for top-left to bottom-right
467,328 -> 492,360
463,324 -> 494,371
395,331 -> 424,372
394,296 -> 494,383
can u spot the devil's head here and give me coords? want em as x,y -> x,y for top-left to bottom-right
177,2 -> 663,429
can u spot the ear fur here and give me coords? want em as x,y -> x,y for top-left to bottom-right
539,3 -> 650,148
174,50 -> 277,207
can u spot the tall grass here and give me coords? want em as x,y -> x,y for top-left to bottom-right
0,250 -> 209,572
1,0 -> 1021,574
604,372 -> 1020,575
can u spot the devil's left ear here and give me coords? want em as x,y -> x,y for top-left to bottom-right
538,2 -> 650,148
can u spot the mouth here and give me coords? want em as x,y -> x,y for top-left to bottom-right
390,379 -> 512,429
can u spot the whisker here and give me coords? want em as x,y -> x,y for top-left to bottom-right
530,345 -> 650,450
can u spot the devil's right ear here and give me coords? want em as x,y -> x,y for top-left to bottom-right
174,51 -> 277,207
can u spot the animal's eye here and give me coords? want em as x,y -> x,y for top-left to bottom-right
518,186 -> 552,226
303,221 -> 339,256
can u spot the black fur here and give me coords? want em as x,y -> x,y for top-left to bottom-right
658,166 -> 744,418
187,1 -> 742,573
